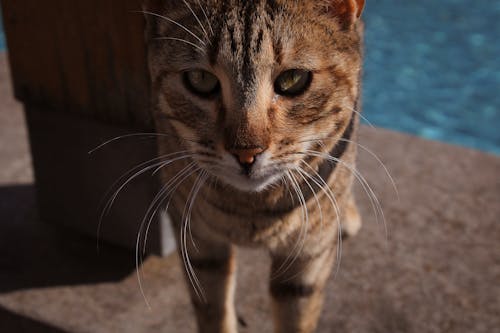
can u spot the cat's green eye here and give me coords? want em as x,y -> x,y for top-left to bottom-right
274,69 -> 312,96
184,70 -> 220,97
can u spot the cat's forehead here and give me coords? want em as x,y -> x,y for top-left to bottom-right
210,3 -> 279,82
152,1 -> 333,66
147,0 -> 353,94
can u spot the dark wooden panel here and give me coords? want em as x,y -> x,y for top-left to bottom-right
24,106 -> 166,254
1,0 -> 151,128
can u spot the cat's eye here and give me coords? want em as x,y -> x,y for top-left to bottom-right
183,70 -> 220,97
274,69 -> 312,96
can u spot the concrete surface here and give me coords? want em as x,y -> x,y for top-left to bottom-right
1,52 -> 499,332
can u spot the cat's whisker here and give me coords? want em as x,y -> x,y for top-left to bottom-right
272,171 -> 309,279
338,138 -> 399,200
345,106 -> 375,128
195,0 -> 214,36
151,154 -> 196,175
180,171 -> 209,302
88,132 -> 197,154
100,150 -> 189,210
186,171 -> 210,254
295,167 -> 324,233
270,171 -> 298,279
274,167 -> 331,284
135,162 -> 199,309
141,162 -> 198,255
296,134 -> 340,145
140,10 -> 206,46
299,162 -> 343,279
180,0 -> 210,42
279,171 -> 308,276
155,37 -> 205,53
279,174 -> 296,206
303,149 -> 388,242
304,150 -> 377,214
296,134 -> 398,200
317,140 -> 327,151
97,151 -> 191,249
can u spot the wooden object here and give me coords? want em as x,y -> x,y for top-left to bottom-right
1,0 -> 174,255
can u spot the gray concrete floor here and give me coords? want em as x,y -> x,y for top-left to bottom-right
1,52 -> 499,333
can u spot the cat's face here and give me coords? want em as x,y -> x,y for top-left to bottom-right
146,0 -> 364,192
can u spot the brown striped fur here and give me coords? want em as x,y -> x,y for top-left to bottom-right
144,1 -> 365,332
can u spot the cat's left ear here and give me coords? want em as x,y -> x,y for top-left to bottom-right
322,0 -> 365,28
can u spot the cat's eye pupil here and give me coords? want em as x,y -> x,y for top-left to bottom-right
184,70 -> 220,97
274,69 -> 312,97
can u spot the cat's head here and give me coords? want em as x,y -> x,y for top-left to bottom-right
145,0 -> 365,192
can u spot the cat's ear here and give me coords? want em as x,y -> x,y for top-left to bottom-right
321,0 -> 365,28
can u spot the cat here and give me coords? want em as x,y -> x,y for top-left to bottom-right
142,1 -> 365,332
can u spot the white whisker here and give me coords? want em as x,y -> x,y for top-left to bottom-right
272,171 -> 309,279
140,10 -> 206,46
295,167 -> 324,233
155,37 -> 205,53
97,151 -> 191,249
298,162 -> 343,278
135,162 -> 199,308
303,149 -> 388,242
181,0 -> 210,42
296,134 -> 398,200
195,0 -> 214,35
338,138 -> 399,200
180,171 -> 209,302
345,106 -> 375,128
88,132 -> 190,154
142,162 -> 198,254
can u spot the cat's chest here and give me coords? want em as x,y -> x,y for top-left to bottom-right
189,185 -> 335,250
191,192 -> 294,246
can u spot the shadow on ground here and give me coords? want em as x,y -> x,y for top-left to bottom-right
0,306 -> 69,333
0,184 -> 137,293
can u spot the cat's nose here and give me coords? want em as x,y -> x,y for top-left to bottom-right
229,147 -> 264,166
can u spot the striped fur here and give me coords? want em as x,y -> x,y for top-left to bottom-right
144,1 -> 365,332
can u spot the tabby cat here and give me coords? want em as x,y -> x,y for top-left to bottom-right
143,1 -> 365,332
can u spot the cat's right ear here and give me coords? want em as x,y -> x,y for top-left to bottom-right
320,0 -> 365,29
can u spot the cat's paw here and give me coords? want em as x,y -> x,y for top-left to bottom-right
341,200 -> 362,239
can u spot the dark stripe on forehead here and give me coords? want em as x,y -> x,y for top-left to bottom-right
273,36 -> 283,65
255,29 -> 264,55
210,1 -> 277,73
265,0 -> 280,19
241,1 -> 259,87
228,25 -> 238,55
264,0 -> 283,65
208,1 -> 228,64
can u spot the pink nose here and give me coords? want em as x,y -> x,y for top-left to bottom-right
229,147 -> 264,165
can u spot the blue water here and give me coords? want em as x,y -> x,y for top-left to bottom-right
0,2 -> 499,154
0,7 -> 4,51
363,0 -> 500,155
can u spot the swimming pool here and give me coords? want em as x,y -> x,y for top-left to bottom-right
0,7 -> 4,51
0,2 -> 498,154
363,0 -> 500,155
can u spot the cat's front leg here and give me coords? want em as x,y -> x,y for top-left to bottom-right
341,193 -> 362,238
173,225 -> 238,333
269,231 -> 337,333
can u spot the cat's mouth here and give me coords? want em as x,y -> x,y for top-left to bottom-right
211,167 -> 283,193
195,150 -> 288,192
235,172 -> 282,192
